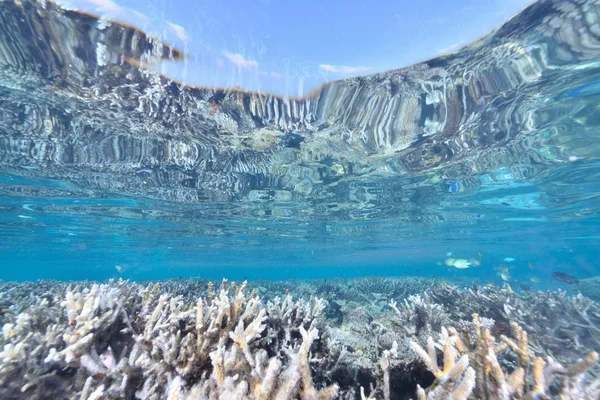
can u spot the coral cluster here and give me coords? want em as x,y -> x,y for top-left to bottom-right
0,279 -> 336,399
410,314 -> 600,399
0,277 -> 599,399
429,283 -> 600,364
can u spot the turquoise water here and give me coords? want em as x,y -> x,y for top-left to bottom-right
0,0 -> 599,290
2,170 -> 599,287
2,2 -> 600,399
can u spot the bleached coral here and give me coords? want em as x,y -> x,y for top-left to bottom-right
378,340 -> 398,400
390,293 -> 447,336
1,277 -> 599,400
410,327 -> 476,400
429,283 -> 600,365
411,314 -> 600,400
0,279 -> 335,399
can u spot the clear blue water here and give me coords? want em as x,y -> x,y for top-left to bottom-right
2,2 -> 600,399
1,170 -> 599,289
0,0 -> 598,292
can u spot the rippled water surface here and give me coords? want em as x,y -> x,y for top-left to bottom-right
0,0 -> 599,285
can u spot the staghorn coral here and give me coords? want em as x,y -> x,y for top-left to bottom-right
248,277 -> 475,310
327,281 -> 600,400
409,327 -> 476,400
1,278 -> 599,399
429,283 -> 600,365
389,294 -> 448,337
411,314 -> 600,400
0,279 -> 337,399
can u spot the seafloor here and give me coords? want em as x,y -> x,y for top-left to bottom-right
0,277 -> 599,399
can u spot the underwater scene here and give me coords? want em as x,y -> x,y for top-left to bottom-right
1,0 -> 600,398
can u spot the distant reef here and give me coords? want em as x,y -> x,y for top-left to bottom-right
578,276 -> 600,303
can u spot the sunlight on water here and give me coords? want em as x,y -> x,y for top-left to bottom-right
0,1 -> 600,399
0,0 -> 598,282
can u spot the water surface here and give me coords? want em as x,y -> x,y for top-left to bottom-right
0,0 -> 598,288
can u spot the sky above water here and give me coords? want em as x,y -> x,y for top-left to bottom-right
60,0 -> 533,95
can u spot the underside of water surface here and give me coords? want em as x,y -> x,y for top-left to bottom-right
0,0 -> 597,283
0,0 -> 600,399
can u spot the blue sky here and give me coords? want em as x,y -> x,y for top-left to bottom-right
60,0 -> 533,96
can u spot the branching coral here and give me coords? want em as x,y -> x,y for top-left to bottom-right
1,278 -> 599,400
411,314 -> 600,400
429,283 -> 600,365
0,279 -> 336,399
390,294 -> 448,336
410,327 -> 476,400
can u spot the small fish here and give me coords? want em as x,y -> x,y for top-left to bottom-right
445,258 -> 456,267
504,257 -> 516,262
469,258 -> 481,266
528,262 -> 534,270
115,265 -> 123,273
452,259 -> 472,269
520,284 -> 532,291
529,276 -> 541,284
552,272 -> 579,285
446,251 -> 453,257
499,271 -> 511,282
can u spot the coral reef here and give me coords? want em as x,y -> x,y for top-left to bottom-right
0,277 -> 599,399
0,279 -> 336,399
250,277 -> 458,303
411,314 -> 600,399
429,283 -> 600,364
579,276 -> 600,303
